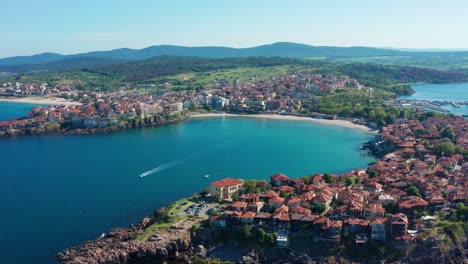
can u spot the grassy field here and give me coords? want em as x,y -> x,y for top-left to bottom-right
138,65 -> 303,90
135,197 -> 192,241
3,65 -> 304,92
135,196 -> 214,241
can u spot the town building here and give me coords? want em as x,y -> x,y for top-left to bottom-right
210,178 -> 243,200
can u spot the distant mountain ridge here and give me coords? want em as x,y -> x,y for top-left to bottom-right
2,42 -> 468,73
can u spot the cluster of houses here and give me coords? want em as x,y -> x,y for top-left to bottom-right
208,174 -> 420,246
182,72 -> 364,112
373,116 -> 468,154
0,71 -> 363,134
208,174 -> 418,246
2,71 -> 363,115
0,82 -> 78,97
207,116 -> 467,247
0,92 -> 185,133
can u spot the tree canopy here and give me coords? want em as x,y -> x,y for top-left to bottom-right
434,142 -> 455,157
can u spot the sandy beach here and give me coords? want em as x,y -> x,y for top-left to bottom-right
0,96 -> 82,106
190,113 -> 377,133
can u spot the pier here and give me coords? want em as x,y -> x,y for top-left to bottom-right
388,99 -> 468,114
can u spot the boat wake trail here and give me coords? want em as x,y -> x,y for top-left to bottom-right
139,141 -> 233,178
139,161 -> 179,178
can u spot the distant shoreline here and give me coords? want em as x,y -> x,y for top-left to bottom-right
190,113 -> 377,133
0,96 -> 81,106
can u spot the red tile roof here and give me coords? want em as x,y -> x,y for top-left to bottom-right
271,173 -> 290,181
275,205 -> 289,213
211,178 -> 242,187
269,196 -> 285,204
391,213 -> 408,225
241,211 -> 256,218
366,203 -> 385,213
370,217 -> 388,225
254,213 -> 271,219
398,196 -> 428,209
272,212 -> 290,221
346,218 -> 369,226
231,201 -> 248,208
329,220 -> 343,228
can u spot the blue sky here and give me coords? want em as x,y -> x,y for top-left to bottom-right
1,0 -> 468,58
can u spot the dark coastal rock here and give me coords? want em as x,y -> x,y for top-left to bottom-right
240,251 -> 261,264
401,245 -> 467,264
57,228 -> 192,264
195,245 -> 207,257
295,254 -> 314,264
177,236 -> 190,251
166,241 -> 178,255
106,228 -> 135,241
138,217 -> 152,229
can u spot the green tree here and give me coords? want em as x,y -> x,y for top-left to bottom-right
383,201 -> 398,214
440,127 -> 455,141
434,142 -> 455,157
367,170 -> 378,178
266,232 -> 278,245
302,175 -> 311,184
311,203 -> 327,214
324,173 -> 333,183
406,185 -> 422,198
256,228 -> 266,243
199,190 -> 209,198
243,180 -> 258,193
210,209 -> 221,216
454,146 -> 465,154
384,114 -> 395,125
345,177 -> 355,186
240,225 -> 252,241
455,203 -> 468,221
423,141 -> 431,149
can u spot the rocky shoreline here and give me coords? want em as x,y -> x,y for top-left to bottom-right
57,206 -> 467,264
57,208 -> 198,264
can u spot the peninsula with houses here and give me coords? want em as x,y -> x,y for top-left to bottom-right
2,56 -> 468,137
57,115 -> 467,264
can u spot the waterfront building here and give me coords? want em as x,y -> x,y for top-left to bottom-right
270,173 -> 290,187
210,178 -> 243,200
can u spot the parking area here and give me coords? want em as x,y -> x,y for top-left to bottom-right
174,198 -> 219,219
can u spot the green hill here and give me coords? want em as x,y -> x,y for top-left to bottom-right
3,42 -> 468,73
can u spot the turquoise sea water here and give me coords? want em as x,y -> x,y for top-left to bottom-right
400,83 -> 468,115
0,105 -> 375,264
0,101 -> 48,121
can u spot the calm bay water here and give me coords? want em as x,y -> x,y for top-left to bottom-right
0,101 -> 48,121
400,83 -> 468,115
0,105 -> 374,264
